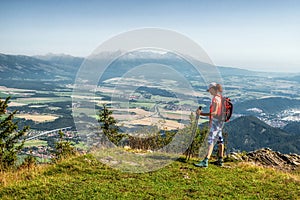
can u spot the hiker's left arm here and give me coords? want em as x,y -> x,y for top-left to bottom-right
199,112 -> 210,116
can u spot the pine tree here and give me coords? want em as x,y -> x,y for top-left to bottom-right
97,104 -> 123,145
53,130 -> 76,162
0,97 -> 30,170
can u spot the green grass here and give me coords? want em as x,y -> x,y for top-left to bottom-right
23,139 -> 48,147
0,154 -> 299,200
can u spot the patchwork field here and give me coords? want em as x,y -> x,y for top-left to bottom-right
16,114 -> 59,123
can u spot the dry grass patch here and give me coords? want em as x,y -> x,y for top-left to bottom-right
16,114 -> 59,123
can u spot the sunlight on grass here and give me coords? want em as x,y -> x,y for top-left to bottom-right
91,147 -> 179,173
0,154 -> 299,199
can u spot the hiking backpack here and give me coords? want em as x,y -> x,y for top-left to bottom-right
221,96 -> 233,122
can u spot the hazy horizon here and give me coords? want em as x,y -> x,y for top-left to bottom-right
1,0 -> 300,73
1,51 -> 298,74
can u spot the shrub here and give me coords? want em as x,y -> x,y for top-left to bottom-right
0,97 -> 30,170
52,130 -> 76,162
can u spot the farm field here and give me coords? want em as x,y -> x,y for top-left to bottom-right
15,114 -> 59,123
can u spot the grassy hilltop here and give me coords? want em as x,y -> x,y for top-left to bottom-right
0,154 -> 299,200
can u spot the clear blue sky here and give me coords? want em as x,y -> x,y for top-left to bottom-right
1,0 -> 299,72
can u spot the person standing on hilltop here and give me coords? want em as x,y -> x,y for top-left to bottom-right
194,82 -> 224,167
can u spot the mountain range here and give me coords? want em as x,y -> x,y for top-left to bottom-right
1,52 -> 299,83
0,53 -> 83,81
0,53 -> 83,90
0,52 -> 263,82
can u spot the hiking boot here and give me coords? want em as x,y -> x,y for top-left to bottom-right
194,158 -> 208,167
211,158 -> 223,166
217,158 -> 223,167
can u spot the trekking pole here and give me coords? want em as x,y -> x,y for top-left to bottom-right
186,106 -> 202,161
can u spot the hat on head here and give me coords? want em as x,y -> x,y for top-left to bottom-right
207,82 -> 217,91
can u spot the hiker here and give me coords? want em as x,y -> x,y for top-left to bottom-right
194,82 -> 224,167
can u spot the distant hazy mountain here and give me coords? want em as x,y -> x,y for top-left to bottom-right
0,53 -> 52,79
0,52 -> 289,83
224,116 -> 300,154
34,53 -> 84,67
96,50 -> 201,83
217,66 -> 259,76
0,53 -> 83,80
0,52 -> 294,80
0,53 -> 85,90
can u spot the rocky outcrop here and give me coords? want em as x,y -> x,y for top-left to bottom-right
227,148 -> 300,171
